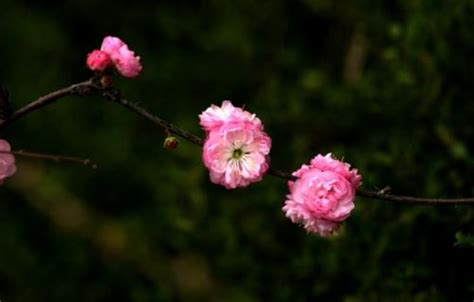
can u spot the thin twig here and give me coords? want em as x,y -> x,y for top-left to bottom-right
355,188 -> 474,205
99,89 -> 204,146
0,79 -> 94,128
1,79 -> 473,205
269,167 -> 474,205
1,150 -> 97,168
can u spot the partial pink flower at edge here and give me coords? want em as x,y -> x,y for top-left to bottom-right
283,153 -> 361,237
0,139 -> 16,184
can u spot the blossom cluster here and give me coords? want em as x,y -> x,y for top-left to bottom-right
0,36 -> 363,238
87,36 -> 142,78
198,101 -> 361,236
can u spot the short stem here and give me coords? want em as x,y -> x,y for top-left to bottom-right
2,150 -> 97,168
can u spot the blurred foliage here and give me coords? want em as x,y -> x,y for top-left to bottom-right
0,0 -> 474,301
455,231 -> 474,248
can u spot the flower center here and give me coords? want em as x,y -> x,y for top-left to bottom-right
232,148 -> 243,159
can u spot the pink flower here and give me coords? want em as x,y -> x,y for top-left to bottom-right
199,100 -> 263,134
283,154 -> 361,236
0,139 -> 16,184
304,218 -> 341,237
100,36 -> 125,57
100,36 -> 142,78
200,101 -> 271,189
86,50 -> 112,71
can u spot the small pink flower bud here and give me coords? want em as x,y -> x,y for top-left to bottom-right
163,136 -> 179,150
86,50 -> 112,71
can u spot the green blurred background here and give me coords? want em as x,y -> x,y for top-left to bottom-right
1,0 -> 473,301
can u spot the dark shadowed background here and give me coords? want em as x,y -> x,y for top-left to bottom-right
0,0 -> 473,301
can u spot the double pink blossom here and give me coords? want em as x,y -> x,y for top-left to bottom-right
200,101 -> 271,189
86,36 -> 142,78
283,154 -> 361,236
0,139 -> 16,184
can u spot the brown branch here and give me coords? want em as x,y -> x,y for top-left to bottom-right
98,88 -> 205,146
355,188 -> 474,205
1,79 -> 474,205
0,79 -> 94,128
2,150 -> 97,168
268,168 -> 474,205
